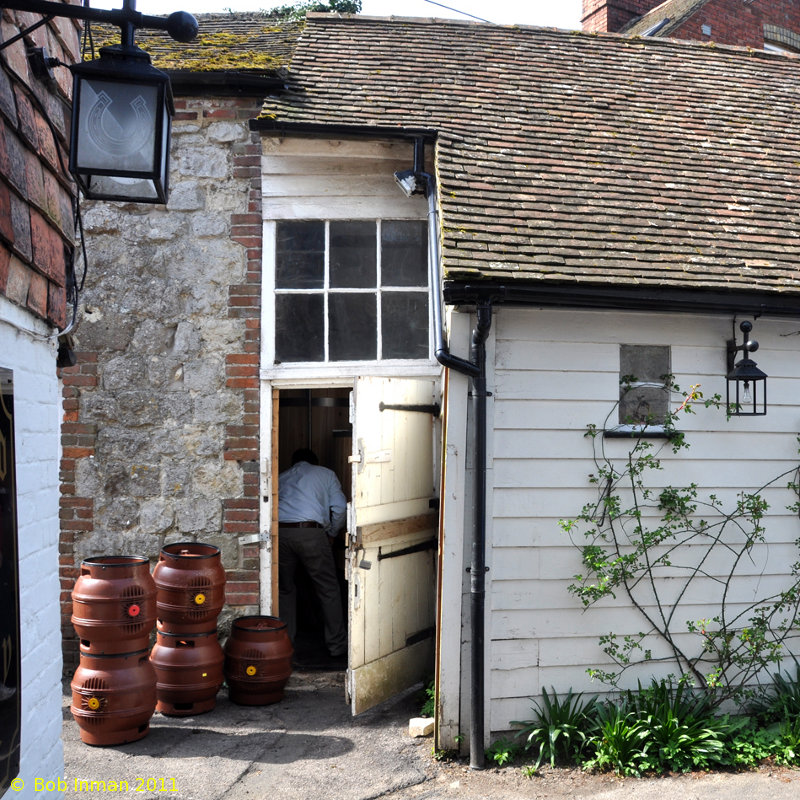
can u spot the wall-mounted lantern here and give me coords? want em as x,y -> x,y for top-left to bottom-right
727,319 -> 767,416
69,44 -> 173,203
5,0 -> 197,204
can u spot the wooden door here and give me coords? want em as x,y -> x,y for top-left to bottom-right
347,376 -> 439,714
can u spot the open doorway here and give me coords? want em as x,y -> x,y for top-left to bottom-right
272,377 -> 441,713
276,387 -> 352,668
0,369 -> 20,787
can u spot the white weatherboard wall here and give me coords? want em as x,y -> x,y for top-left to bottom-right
0,298 -> 64,796
444,305 -> 800,736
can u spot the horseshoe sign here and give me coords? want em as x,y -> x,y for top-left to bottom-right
85,89 -> 152,158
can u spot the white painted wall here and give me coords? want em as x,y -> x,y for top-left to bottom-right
442,304 -> 800,739
0,297 -> 64,797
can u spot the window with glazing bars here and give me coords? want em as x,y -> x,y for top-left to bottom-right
274,220 -> 429,363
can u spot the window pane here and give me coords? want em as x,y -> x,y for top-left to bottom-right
382,221 -> 428,287
382,292 -> 429,359
619,386 -> 668,425
620,345 -> 670,384
276,221 -> 325,289
330,222 -> 376,288
619,345 -> 670,425
329,293 -> 377,360
275,294 -> 324,362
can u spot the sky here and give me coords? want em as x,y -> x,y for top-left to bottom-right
86,0 -> 583,29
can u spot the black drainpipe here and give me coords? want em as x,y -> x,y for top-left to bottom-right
467,301 -> 492,770
422,166 -> 493,770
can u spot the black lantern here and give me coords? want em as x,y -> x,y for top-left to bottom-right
726,319 -> 767,416
69,44 -> 173,203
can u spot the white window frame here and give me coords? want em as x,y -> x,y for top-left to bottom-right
262,219 -> 440,382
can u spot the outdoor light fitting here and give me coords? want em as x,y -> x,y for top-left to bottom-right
393,137 -> 428,198
69,44 -> 174,203
394,168 -> 420,197
726,319 -> 767,416
4,0 -> 198,204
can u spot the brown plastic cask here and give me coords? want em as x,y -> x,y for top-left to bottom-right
224,616 -> 293,705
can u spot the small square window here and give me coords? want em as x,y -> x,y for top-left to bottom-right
618,345 -> 670,427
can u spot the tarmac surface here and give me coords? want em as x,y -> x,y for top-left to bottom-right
60,669 -> 800,800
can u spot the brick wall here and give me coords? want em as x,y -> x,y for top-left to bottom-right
0,3 -> 79,793
58,94 -> 263,673
583,0 -> 800,46
0,6 -> 77,328
0,305 -> 68,791
673,0 -> 800,48
582,0 -> 664,33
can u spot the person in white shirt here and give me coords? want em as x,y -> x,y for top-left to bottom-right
278,448 -> 347,665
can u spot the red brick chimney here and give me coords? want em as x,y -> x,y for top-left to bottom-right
582,0 -> 666,33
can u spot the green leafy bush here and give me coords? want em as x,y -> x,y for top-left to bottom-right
512,687 -> 598,770
486,738 -> 520,766
751,662 -> 800,722
505,672 -> 800,777
624,678 -> 729,773
584,702 -> 650,776
420,678 -> 435,718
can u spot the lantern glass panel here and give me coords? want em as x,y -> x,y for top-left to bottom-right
84,175 -> 160,201
74,77 -> 159,173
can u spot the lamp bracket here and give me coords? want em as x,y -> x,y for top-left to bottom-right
26,46 -> 59,85
0,0 -> 198,44
728,318 -> 759,361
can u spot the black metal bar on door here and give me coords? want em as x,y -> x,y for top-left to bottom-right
378,402 -> 440,417
377,538 -> 437,561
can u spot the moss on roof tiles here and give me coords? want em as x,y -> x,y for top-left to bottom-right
86,13 -> 303,72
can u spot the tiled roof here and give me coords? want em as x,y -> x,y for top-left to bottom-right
88,14 -> 302,72
620,0 -> 710,37
260,15 -> 800,295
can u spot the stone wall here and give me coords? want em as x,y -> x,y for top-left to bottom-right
59,95 -> 263,672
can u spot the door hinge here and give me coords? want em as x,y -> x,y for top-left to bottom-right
379,402 -> 441,417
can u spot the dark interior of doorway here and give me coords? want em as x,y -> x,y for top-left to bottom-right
278,387 -> 352,669
0,370 -> 21,791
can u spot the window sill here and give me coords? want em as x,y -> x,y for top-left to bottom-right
261,360 -> 442,382
603,425 -> 679,440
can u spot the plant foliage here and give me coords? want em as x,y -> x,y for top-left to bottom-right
512,687 -> 598,770
510,673 -> 800,777
268,0 -> 361,20
561,380 -> 800,706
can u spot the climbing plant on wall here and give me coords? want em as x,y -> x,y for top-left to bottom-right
561,381 -> 800,708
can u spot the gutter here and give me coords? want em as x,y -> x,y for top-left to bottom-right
168,70 -> 287,97
444,281 -> 800,318
250,118 -> 438,143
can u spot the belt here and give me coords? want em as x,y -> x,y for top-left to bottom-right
280,521 -> 323,529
